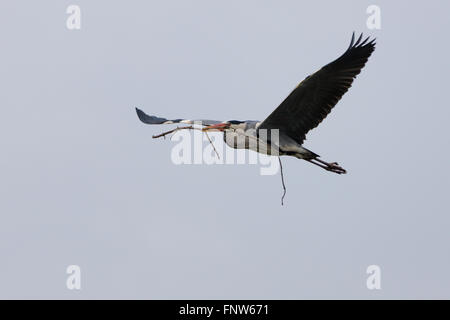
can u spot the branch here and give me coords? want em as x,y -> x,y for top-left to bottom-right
152,126 -> 198,139
204,131 -> 220,160
152,126 -> 220,159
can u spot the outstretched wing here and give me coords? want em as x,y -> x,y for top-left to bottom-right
136,108 -> 223,126
258,33 -> 376,144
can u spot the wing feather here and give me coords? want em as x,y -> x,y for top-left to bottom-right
258,33 -> 376,144
136,108 -> 223,126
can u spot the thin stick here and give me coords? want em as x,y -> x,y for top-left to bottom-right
279,157 -> 286,206
204,131 -> 220,160
152,126 -> 220,159
152,126 -> 197,139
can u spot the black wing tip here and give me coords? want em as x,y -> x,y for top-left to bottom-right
348,32 -> 376,50
135,107 -> 171,125
135,107 -> 160,124
135,107 -> 147,123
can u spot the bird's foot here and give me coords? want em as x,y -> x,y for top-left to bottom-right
306,158 -> 347,174
326,162 -> 347,174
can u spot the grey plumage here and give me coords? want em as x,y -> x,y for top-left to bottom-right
136,107 -> 222,126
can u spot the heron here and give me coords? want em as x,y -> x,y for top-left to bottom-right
136,33 -> 375,176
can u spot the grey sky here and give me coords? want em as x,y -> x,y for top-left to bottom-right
0,1 -> 449,299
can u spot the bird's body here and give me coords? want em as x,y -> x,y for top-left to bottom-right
220,121 -> 315,158
136,33 -> 376,174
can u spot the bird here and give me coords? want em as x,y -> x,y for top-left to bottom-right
136,33 -> 375,175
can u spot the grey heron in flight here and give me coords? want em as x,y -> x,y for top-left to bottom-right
136,33 -> 375,175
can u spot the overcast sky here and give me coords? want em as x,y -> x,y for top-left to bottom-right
1,0 -> 449,299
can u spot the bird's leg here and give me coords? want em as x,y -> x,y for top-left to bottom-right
306,158 -> 347,174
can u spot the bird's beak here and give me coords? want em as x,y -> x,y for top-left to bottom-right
202,123 -> 229,132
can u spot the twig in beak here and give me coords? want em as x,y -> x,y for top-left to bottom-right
152,125 -> 196,139
152,125 -> 220,159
